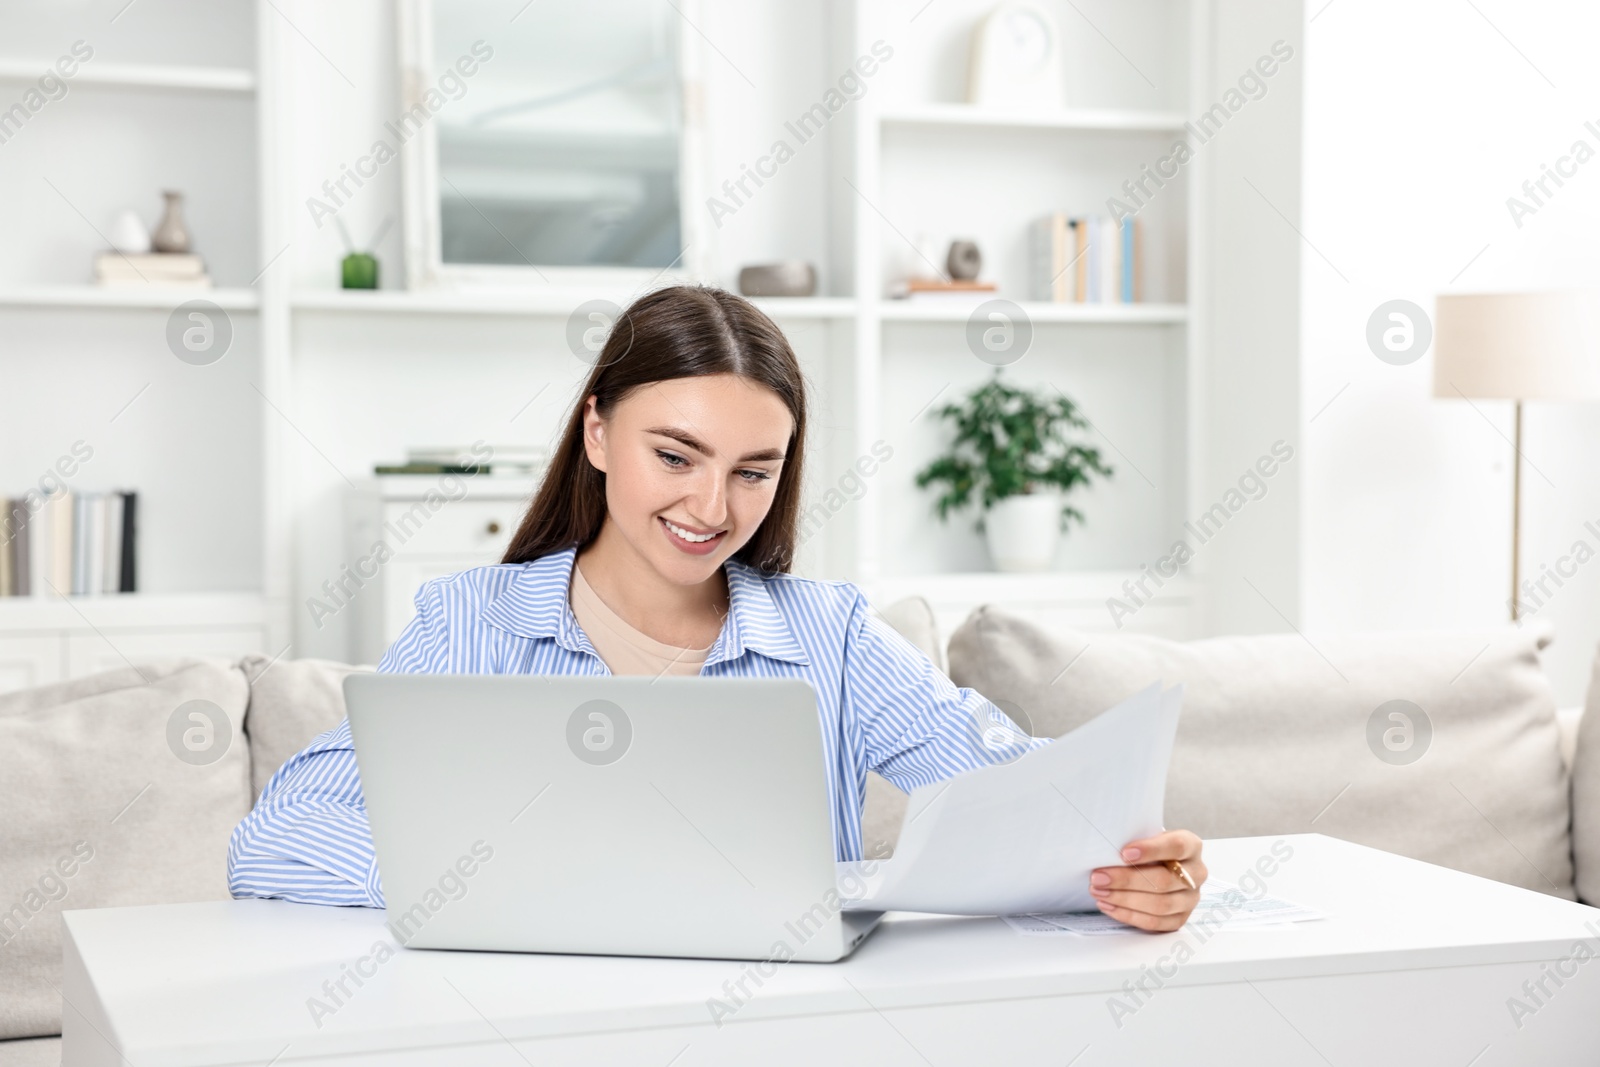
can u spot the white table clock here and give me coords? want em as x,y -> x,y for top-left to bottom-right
966,1 -> 1064,109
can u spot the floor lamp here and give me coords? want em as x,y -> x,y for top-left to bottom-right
1433,292 -> 1600,621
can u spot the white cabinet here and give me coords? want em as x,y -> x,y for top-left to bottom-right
347,476 -> 538,665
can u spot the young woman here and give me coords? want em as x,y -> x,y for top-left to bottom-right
228,285 -> 1205,932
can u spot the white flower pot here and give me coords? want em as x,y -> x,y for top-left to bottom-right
983,492 -> 1062,572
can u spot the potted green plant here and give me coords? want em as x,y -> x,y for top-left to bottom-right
913,373 -> 1113,571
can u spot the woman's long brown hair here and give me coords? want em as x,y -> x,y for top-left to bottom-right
501,285 -> 809,574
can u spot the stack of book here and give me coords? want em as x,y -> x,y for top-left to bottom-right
0,491 -> 138,597
374,445 -> 548,477
1029,214 -> 1142,304
898,278 -> 1000,304
95,252 -> 211,288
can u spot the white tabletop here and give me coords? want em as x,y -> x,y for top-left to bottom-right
62,834 -> 1600,1065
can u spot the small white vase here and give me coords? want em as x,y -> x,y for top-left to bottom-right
108,209 -> 150,254
983,492 -> 1062,572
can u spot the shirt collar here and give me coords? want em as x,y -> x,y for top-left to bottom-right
479,543 -> 811,668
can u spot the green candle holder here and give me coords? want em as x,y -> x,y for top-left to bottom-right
341,252 -> 379,290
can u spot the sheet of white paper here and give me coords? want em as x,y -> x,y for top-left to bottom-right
1001,879 -> 1327,936
839,682 -> 1181,915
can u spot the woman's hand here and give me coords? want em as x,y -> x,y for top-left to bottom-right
1089,829 -> 1206,932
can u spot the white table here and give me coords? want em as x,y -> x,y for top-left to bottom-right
62,834 -> 1600,1066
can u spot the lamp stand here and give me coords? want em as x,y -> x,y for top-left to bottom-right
1511,400 -> 1523,623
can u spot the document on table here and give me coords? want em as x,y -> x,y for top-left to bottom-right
839,682 -> 1181,916
1002,880 -> 1327,936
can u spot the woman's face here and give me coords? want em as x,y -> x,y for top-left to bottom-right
582,373 -> 793,582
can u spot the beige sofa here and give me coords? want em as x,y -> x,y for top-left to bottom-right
4,601 -> 1599,1064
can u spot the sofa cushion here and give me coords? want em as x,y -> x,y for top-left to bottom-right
0,659 -> 250,1041
239,654 -> 371,800
873,595 -> 945,674
945,609 -> 1575,899
1570,645 -> 1600,904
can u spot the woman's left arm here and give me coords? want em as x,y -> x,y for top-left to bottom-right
840,590 -> 1046,793
840,589 -> 1205,932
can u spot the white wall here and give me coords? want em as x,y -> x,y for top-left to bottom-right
1193,0 -> 1305,634
1302,0 -> 1600,705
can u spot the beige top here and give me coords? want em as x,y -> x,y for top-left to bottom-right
569,559 -> 713,676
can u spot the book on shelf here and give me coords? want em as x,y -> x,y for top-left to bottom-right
73,493 -> 92,595
50,492 -> 72,594
373,463 -> 487,475
1030,213 -> 1141,304
375,444 -> 550,477
95,252 -> 213,289
899,278 -> 999,304
2,490 -> 137,597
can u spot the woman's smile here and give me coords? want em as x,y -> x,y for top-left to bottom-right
660,516 -> 728,554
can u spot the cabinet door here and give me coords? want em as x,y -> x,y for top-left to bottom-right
0,635 -> 65,694
65,627 -> 270,679
379,500 -> 519,559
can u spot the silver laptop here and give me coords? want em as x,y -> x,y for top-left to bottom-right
344,673 -> 883,963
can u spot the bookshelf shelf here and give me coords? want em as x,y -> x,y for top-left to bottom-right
749,297 -> 858,320
0,60 -> 255,93
0,287 -> 260,311
0,592 -> 269,632
878,104 -> 1187,134
291,289 -> 857,320
877,301 -> 1188,324
0,592 -> 274,688
292,288 -> 596,316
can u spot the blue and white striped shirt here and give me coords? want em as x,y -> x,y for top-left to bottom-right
228,544 -> 1049,907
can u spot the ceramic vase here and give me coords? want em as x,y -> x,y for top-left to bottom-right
342,252 -> 379,289
151,191 -> 192,254
983,491 -> 1062,572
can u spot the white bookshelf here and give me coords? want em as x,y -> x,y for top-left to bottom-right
0,0 -> 277,689
285,0 -> 1209,651
1,0 -> 1231,670
844,0 -> 1203,640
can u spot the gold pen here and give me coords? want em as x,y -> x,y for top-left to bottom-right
1165,859 -> 1197,891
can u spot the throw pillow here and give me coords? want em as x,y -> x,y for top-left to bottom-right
239,655 -> 372,800
0,658 -> 250,1040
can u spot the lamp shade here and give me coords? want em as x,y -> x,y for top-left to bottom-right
1433,292 -> 1600,400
